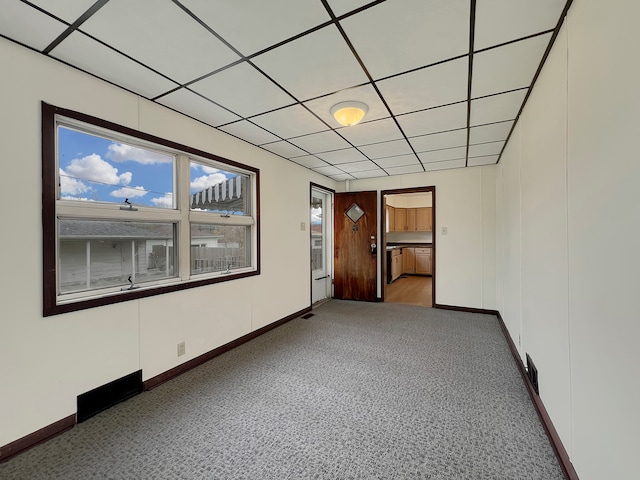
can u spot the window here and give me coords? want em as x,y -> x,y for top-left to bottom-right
42,103 -> 260,316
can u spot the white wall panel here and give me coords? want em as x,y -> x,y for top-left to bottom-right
566,0 -> 640,477
519,22 -> 572,453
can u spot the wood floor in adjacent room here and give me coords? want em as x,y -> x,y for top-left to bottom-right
385,275 -> 432,307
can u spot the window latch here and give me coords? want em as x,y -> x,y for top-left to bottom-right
121,275 -> 139,291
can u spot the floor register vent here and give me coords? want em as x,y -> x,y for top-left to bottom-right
77,370 -> 143,423
525,354 -> 539,395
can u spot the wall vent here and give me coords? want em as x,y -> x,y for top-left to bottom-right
77,370 -> 142,423
526,353 -> 539,395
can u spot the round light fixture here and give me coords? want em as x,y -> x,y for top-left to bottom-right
330,101 -> 368,127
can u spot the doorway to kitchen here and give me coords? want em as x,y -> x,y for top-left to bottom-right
381,186 -> 435,308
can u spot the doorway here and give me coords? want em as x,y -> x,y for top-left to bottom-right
311,185 -> 333,305
381,187 -> 435,307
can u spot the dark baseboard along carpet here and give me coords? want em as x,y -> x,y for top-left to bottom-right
0,300 -> 564,479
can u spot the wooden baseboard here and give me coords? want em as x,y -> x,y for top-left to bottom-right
434,303 -> 499,316
0,414 -> 75,464
143,305 -> 312,390
495,312 -> 579,480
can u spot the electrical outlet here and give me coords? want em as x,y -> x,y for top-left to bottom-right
300,221 -> 306,231
177,341 -> 186,357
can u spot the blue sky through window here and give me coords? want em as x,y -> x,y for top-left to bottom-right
57,127 -> 233,209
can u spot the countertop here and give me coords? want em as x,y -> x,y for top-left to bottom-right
386,243 -> 433,250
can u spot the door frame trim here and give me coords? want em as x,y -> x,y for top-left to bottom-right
380,186 -> 436,306
310,182 -> 335,306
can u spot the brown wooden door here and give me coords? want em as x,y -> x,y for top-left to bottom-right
334,191 -> 377,301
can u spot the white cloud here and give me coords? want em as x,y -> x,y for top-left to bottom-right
110,186 -> 147,198
190,173 -> 227,191
65,154 -> 132,186
107,143 -> 173,164
191,163 -> 220,174
59,168 -> 90,195
150,193 -> 174,209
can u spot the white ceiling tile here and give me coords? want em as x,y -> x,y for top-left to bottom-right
467,155 -> 500,166
330,172 -> 356,181
351,168 -> 387,179
0,2 -> 67,51
80,0 -> 240,84
409,129 -> 467,153
327,0 -> 376,18
313,165 -> 347,176
339,161 -> 380,173
252,104 -> 328,139
252,25 -> 369,101
340,0 -> 469,79
316,148 -> 368,164
470,89 -> 527,126
475,0 -> 566,50
377,58 -> 469,115
261,141 -> 307,158
156,88 -> 241,127
28,0 -> 97,23
397,103 -> 468,137
304,83 -> 389,126
424,158 -> 466,171
359,139 -> 414,160
418,147 -> 467,164
386,164 -> 426,176
376,154 -> 421,169
218,120 -> 280,145
289,131 -> 351,154
291,155 -> 329,169
50,32 -> 179,98
180,0 -> 331,56
469,121 -> 513,144
190,62 -> 295,118
468,141 -> 504,157
472,34 -> 552,98
338,118 -> 404,146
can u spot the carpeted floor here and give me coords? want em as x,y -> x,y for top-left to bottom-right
0,300 -> 564,479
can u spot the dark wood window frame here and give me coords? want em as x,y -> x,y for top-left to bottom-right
42,102 -> 261,317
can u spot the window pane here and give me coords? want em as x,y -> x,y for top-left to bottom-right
190,161 -> 250,215
190,224 -> 250,275
311,195 -> 324,271
59,219 -> 176,294
58,126 -> 175,208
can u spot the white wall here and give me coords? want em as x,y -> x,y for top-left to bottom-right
495,1 -> 640,478
0,38 -> 336,447
344,165 -> 497,310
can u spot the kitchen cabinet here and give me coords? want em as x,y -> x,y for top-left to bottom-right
388,248 -> 403,283
415,248 -> 432,275
394,208 -> 406,231
416,207 -> 432,231
392,207 -> 432,231
402,247 -> 415,274
402,247 -> 432,275
387,206 -> 395,233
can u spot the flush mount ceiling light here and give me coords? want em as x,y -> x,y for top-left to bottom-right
330,101 -> 368,127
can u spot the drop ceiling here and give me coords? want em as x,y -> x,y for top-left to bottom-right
0,0 -> 570,181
